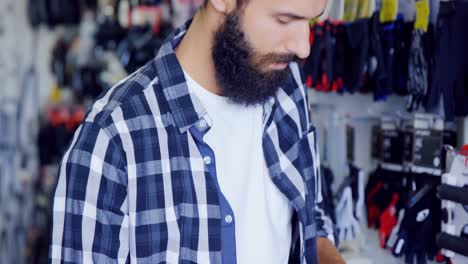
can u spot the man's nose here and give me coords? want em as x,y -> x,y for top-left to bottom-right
286,23 -> 311,59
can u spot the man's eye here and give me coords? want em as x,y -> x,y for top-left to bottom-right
276,18 -> 290,25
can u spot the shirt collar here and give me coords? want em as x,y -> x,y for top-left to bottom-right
154,19 -> 207,134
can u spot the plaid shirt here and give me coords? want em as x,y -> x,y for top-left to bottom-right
50,20 -> 334,264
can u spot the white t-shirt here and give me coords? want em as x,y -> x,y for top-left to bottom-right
184,71 -> 293,264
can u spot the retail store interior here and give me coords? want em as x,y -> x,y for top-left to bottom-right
0,0 -> 467,263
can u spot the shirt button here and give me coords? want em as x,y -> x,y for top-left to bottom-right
198,119 -> 207,129
203,156 -> 212,165
225,215 -> 233,224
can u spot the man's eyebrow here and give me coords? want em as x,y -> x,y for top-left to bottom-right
274,10 -> 325,21
315,10 -> 325,19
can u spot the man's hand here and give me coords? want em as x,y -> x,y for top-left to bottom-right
317,237 -> 345,264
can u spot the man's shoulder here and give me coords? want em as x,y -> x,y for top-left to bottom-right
85,59 -> 165,127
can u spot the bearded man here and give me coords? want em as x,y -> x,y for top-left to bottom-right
50,0 -> 344,263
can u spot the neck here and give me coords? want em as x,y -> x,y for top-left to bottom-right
175,7 -> 223,95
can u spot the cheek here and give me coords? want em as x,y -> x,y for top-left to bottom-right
241,14 -> 285,55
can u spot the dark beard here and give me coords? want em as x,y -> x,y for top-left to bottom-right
212,11 -> 297,106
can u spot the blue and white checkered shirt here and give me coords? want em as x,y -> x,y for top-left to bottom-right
50,20 -> 334,264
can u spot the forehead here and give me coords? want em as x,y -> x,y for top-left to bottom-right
245,0 -> 327,19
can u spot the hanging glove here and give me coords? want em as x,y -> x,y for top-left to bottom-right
303,23 -> 324,89
349,164 -> 365,223
392,184 -> 436,264
366,167 -> 395,228
406,29 -> 428,112
379,193 -> 399,248
321,165 -> 339,243
387,208 -> 405,249
366,185 -> 383,227
335,187 -> 360,243
321,165 -> 336,224
366,171 -> 384,228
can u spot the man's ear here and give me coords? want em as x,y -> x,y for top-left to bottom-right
207,0 -> 236,14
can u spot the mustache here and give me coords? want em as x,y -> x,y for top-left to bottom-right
255,53 -> 299,67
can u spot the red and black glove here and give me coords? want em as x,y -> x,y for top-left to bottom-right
379,193 -> 399,248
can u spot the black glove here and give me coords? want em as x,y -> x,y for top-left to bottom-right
392,184 -> 437,264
